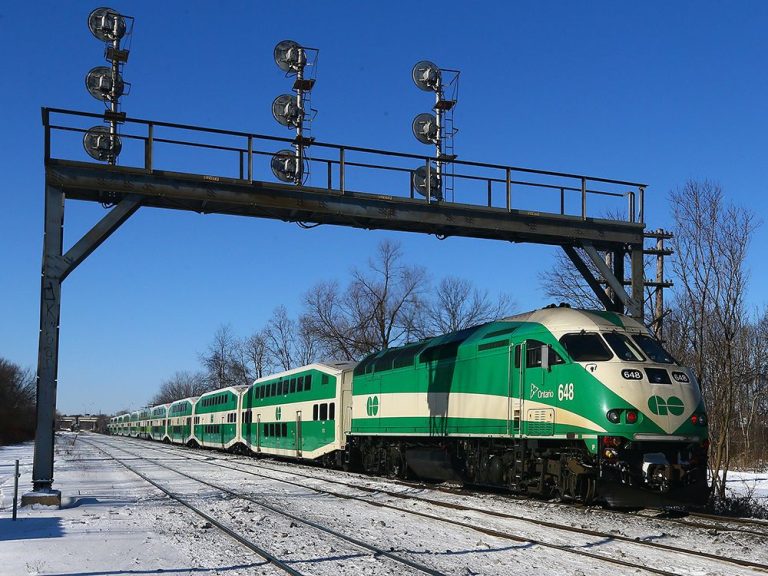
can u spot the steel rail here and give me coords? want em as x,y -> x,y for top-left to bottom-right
78,437 -> 305,576
106,435 -> 722,576
172,446 -> 768,573
84,436 -> 446,576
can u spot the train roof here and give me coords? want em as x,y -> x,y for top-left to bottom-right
249,361 -> 357,386
500,307 -> 648,333
198,385 -> 248,398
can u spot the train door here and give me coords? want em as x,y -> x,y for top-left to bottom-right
521,339 -> 555,437
341,370 -> 353,447
508,343 -> 523,435
296,411 -> 303,457
256,414 -> 261,453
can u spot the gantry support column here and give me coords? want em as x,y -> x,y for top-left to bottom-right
563,242 -> 644,321
27,185 -> 65,501
24,186 -> 140,505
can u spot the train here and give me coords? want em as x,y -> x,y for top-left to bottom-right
108,306 -> 710,507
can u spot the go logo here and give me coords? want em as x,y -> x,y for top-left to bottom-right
275,407 -> 282,421
648,395 -> 684,416
366,396 -> 379,416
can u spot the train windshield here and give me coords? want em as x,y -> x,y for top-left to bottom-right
559,333 -> 613,361
631,334 -> 676,364
603,332 -> 646,362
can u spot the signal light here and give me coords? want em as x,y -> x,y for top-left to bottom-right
602,436 -> 624,448
691,413 -> 707,426
626,410 -> 638,424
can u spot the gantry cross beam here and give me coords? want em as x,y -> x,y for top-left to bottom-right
29,108 -> 647,496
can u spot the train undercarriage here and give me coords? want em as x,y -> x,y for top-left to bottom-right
344,435 -> 710,508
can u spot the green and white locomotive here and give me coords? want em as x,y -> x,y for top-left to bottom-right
111,306 -> 708,507
347,306 -> 708,506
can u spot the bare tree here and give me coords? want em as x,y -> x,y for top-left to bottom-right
200,324 -> 249,388
150,370 -> 210,405
0,358 -> 36,443
538,247 -> 659,321
303,240 -> 428,360
415,276 -> 514,337
263,306 -> 297,371
296,314 -> 319,366
668,180 -> 758,499
242,330 -> 272,379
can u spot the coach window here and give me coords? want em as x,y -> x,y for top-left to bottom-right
281,423 -> 287,437
297,376 -> 304,391
290,378 -> 296,393
329,402 -> 335,420
282,381 -> 289,395
319,403 -> 328,420
313,404 -> 319,421
271,382 -> 277,396
305,374 -> 312,390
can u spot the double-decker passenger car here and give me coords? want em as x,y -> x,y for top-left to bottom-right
167,397 -> 197,444
194,386 -> 247,450
149,404 -> 168,440
240,363 -> 353,461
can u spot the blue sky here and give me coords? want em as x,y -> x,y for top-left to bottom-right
2,2 -> 767,414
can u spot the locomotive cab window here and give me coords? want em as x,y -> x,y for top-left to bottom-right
631,334 -> 677,364
559,333 -> 613,362
603,332 -> 646,362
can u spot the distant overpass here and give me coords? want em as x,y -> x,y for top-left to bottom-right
57,414 -> 102,432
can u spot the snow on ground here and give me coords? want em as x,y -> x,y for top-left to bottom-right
724,470 -> 768,505
2,433 -> 768,576
0,434 -> 283,576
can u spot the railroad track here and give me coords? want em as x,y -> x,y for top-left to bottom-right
97,434 -> 768,575
110,433 -> 768,541
79,436 -> 445,576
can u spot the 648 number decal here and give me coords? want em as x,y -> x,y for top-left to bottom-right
558,383 -> 575,401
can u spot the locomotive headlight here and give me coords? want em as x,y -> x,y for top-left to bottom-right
606,409 -> 621,424
603,447 -> 618,459
621,369 -> 643,380
672,371 -> 690,383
